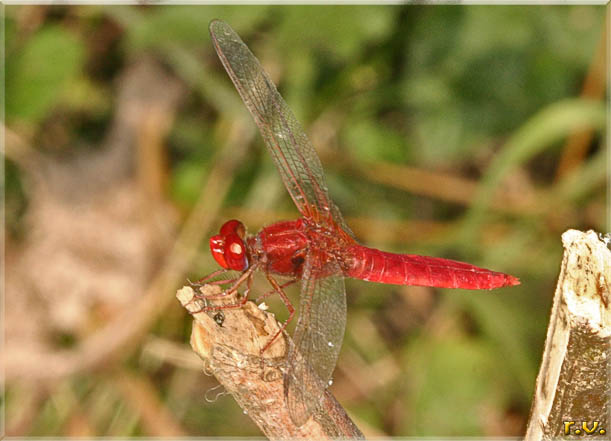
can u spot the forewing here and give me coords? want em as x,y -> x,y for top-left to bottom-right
209,20 -> 351,233
284,253 -> 347,426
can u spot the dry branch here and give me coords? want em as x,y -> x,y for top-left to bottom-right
525,230 -> 610,440
176,285 -> 364,440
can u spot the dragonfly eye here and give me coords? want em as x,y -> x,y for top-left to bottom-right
210,235 -> 229,269
224,233 -> 249,271
220,219 -> 246,238
209,230 -> 249,271
229,242 -> 243,255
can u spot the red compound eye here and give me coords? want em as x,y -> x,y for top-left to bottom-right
209,221 -> 249,271
210,235 -> 228,269
223,233 -> 248,271
220,219 -> 245,238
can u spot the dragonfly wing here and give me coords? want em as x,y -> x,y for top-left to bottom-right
209,20 -> 351,234
284,252 -> 347,426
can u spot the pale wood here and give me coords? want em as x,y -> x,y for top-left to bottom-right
176,285 -> 364,440
525,230 -> 610,440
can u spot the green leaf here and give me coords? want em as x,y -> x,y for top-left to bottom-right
345,118 -> 408,163
125,6 -> 270,51
171,160 -> 207,206
6,25 -> 85,122
403,335 -> 504,435
277,6 -> 394,60
460,98 -> 606,243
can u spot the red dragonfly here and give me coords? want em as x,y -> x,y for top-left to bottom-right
200,20 -> 519,426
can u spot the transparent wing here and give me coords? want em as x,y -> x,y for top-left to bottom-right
209,20 -> 352,234
284,253 -> 347,426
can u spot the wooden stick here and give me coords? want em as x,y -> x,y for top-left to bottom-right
176,285 -> 364,440
525,230 -> 610,440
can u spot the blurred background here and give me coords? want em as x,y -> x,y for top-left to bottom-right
4,4 -> 607,437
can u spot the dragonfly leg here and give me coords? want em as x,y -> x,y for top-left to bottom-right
255,279 -> 297,303
189,269 -> 227,286
188,269 -> 242,289
200,277 -> 240,286
259,274 -> 295,355
188,266 -> 255,309
189,275 -> 252,313
191,280 -> 240,301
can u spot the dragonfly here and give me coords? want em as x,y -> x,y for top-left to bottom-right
198,19 -> 520,427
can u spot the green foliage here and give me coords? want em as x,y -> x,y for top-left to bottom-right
275,6 -> 394,59
403,335 -> 506,435
171,160 -> 207,206
5,4 -> 606,437
402,6 -> 604,164
124,5 -> 271,52
346,119 -> 410,163
461,98 -> 606,243
6,25 -> 85,122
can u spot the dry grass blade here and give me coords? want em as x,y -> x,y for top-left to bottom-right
555,22 -> 607,180
115,370 -> 187,436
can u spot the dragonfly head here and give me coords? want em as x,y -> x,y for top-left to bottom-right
209,220 -> 249,271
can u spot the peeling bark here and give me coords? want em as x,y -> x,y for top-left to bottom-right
525,230 -> 610,440
176,285 -> 363,440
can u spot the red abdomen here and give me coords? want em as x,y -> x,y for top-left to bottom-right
346,244 -> 519,290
